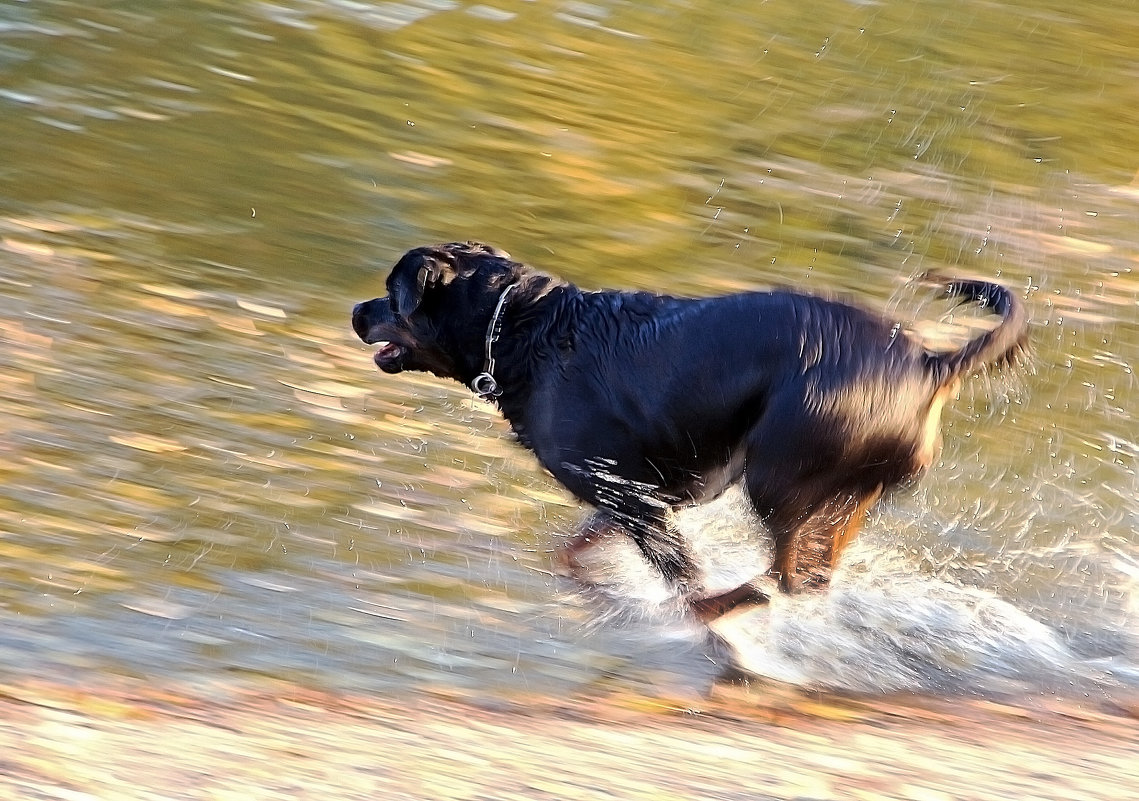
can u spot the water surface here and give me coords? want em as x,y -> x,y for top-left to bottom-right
1,0 -> 1137,702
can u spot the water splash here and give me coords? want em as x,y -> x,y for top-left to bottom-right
566,486 -> 1139,700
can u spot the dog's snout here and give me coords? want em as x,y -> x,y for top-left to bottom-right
352,299 -> 382,343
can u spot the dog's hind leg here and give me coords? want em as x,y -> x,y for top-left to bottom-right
689,581 -> 771,623
686,408 -> 889,622
828,485 -> 882,570
760,485 -> 883,594
740,396 -> 891,596
688,483 -> 882,623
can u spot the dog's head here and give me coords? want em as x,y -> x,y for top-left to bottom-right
352,242 -> 519,382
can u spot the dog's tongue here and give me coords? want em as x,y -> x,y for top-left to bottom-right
375,342 -> 401,359
373,342 -> 405,371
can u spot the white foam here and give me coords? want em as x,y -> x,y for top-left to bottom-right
567,486 -> 1139,698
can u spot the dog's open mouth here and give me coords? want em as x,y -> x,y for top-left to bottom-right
373,341 -> 406,373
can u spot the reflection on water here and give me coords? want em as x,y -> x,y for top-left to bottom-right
0,0 -> 1137,703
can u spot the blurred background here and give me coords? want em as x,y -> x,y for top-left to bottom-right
0,0 -> 1137,705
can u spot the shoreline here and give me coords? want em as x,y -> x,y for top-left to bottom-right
3,677 -> 1137,800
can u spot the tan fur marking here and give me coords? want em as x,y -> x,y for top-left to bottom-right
917,380 -> 958,471
829,485 -> 883,569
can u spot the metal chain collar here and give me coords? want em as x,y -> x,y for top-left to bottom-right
469,282 -> 519,400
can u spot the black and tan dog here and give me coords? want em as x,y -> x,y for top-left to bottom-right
352,242 -> 1027,622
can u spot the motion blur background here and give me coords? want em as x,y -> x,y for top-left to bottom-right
1,0 -> 1136,703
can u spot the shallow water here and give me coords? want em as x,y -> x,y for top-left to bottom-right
1,0 -> 1137,703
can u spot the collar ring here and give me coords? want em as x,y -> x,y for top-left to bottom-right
470,281 -> 518,400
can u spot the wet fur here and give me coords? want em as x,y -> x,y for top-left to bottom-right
352,242 -> 1028,620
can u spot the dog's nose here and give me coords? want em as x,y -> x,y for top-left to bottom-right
351,301 -> 370,341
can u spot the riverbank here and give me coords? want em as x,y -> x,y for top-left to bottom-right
2,678 -> 1136,800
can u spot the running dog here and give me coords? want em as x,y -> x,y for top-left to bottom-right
352,242 -> 1027,621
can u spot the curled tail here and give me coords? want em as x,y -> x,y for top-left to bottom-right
924,277 -> 1028,385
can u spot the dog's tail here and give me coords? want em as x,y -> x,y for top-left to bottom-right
924,277 -> 1028,385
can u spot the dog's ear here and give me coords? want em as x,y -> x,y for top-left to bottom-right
390,249 -> 454,317
391,262 -> 429,317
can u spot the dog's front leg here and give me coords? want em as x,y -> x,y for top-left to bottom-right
554,510 -> 622,582
557,503 -> 702,596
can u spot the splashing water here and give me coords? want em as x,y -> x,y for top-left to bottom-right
567,487 -> 1139,701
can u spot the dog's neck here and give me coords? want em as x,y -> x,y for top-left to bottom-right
469,282 -> 521,400
470,275 -> 572,419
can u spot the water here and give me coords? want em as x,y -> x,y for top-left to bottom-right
1,0 -> 1137,704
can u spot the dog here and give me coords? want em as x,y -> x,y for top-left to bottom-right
352,241 -> 1027,622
